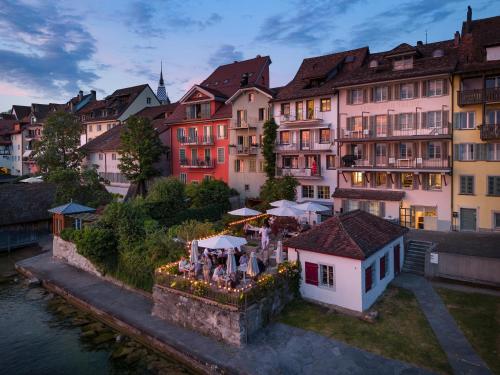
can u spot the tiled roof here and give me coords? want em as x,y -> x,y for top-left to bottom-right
11,105 -> 31,120
332,188 -> 405,201
273,47 -> 368,101
284,210 -> 408,260
48,202 -> 96,215
134,102 -> 178,120
82,124 -> 123,152
384,43 -> 417,57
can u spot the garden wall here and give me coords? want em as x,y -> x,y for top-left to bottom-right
151,283 -> 294,347
53,236 -> 102,277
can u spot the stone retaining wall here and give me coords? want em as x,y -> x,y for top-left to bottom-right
53,236 -> 102,277
152,283 -> 293,347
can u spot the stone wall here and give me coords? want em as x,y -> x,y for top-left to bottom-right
152,283 -> 293,347
53,236 -> 102,277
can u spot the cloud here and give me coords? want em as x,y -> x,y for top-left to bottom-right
257,0 -> 363,48
0,0 -> 98,97
125,64 -> 158,81
208,45 -> 244,67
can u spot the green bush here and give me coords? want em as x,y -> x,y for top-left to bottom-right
59,227 -> 76,242
260,176 -> 299,203
167,220 -> 217,243
185,179 -> 232,210
114,245 -> 154,290
75,226 -> 117,274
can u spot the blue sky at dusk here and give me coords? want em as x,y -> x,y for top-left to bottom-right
1,0 -> 499,111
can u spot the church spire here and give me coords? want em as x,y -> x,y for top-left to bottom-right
156,60 -> 170,104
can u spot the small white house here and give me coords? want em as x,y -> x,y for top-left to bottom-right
285,209 -> 408,312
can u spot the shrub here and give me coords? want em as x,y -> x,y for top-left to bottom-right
146,230 -> 186,264
259,176 -> 299,203
167,220 -> 217,243
75,225 -> 117,274
145,177 -> 187,224
114,245 -> 154,290
59,227 -> 76,242
185,179 -> 232,210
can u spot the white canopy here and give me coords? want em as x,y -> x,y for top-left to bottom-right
267,206 -> 304,217
20,176 -> 43,183
228,207 -> 262,216
270,199 -> 296,207
197,235 -> 247,249
293,202 -> 330,212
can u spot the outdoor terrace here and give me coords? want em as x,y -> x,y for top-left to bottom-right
339,155 -> 451,170
339,123 -> 451,141
458,87 -> 500,106
275,141 -> 332,153
479,124 -> 500,141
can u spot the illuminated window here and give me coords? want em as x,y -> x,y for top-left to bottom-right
352,172 -> 364,187
402,173 -> 414,189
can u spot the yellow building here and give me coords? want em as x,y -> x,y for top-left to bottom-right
452,10 -> 500,231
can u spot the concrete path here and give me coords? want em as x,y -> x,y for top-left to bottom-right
394,273 -> 491,375
17,253 -> 433,375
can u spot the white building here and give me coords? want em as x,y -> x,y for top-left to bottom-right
285,210 -> 407,312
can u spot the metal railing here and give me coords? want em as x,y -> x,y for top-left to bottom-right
275,142 -> 332,152
458,87 -> 500,106
280,108 -> 324,123
180,159 -> 215,168
277,167 -> 322,178
479,124 -> 500,141
340,155 -> 451,169
178,136 -> 214,145
231,117 -> 262,129
339,123 -> 451,140
231,145 -> 259,155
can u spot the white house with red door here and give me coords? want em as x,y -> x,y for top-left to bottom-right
285,210 -> 408,312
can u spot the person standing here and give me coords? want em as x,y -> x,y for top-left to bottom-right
259,222 -> 271,250
202,255 -> 212,283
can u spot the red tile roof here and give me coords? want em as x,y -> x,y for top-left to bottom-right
284,210 -> 408,260
332,188 -> 405,201
134,102 -> 178,120
11,105 -> 31,121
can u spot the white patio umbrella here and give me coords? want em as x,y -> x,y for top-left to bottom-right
275,240 -> 284,264
267,206 -> 304,217
20,176 -> 43,183
198,235 -> 247,249
270,199 -> 296,207
293,202 -> 330,224
190,240 -> 199,264
226,248 -> 237,275
228,207 -> 262,216
246,251 -> 260,277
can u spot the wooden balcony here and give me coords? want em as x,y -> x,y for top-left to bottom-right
458,87 -> 500,106
339,155 -> 451,171
180,159 -> 215,169
339,123 -> 451,141
275,142 -> 332,153
479,124 -> 500,141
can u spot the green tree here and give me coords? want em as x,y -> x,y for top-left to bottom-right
118,116 -> 165,196
74,225 -> 118,273
167,219 -> 217,242
262,118 -> 278,179
34,111 -> 85,175
259,176 -> 299,203
185,179 -> 232,209
145,177 -> 187,224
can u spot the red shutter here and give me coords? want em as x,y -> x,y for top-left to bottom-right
305,262 -> 319,286
365,266 -> 372,292
380,256 -> 386,280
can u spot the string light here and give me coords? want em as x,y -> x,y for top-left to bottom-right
227,213 -> 269,227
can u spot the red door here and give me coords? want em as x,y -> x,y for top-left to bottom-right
394,244 -> 401,275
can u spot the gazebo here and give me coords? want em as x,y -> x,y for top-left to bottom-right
48,202 -> 97,236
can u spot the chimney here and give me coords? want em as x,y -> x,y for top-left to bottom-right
466,6 -> 472,33
90,90 -> 96,101
78,90 -> 83,100
454,31 -> 461,47
417,41 -> 423,47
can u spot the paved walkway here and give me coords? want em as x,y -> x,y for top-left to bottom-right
17,253 -> 432,375
394,273 -> 491,375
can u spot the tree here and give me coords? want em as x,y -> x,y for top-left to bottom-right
145,177 -> 187,224
167,219 -> 217,242
185,179 -> 232,209
34,111 -> 85,175
118,116 -> 165,196
262,118 -> 278,179
259,176 -> 299,203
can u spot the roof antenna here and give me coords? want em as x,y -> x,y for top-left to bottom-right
425,30 -> 428,44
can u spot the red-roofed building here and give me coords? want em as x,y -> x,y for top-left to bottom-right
167,56 -> 271,184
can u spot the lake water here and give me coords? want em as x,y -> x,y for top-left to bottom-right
0,279 -> 192,375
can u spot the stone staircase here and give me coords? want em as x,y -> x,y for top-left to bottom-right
403,240 -> 435,275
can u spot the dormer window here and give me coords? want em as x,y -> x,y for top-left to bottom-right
248,93 -> 255,102
432,49 -> 444,58
185,102 -> 210,119
486,46 -> 500,61
31,116 -> 36,124
223,79 -> 229,84
146,97 -> 151,104
393,56 -> 413,71
369,60 -> 378,68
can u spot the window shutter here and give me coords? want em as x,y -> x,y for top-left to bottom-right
244,110 -> 248,122
370,116 -> 376,133
453,113 -> 460,129
347,91 -> 352,105
388,86 -> 393,101
473,143 -> 481,161
347,117 -> 354,131
421,80 -> 428,97
422,141 -> 428,159
414,82 -> 420,98
359,200 -> 368,212
480,143 -> 487,161
443,110 -> 449,128
379,257 -> 386,280
362,116 -> 368,130
412,112 -> 417,129
363,89 -> 368,103
395,84 -> 401,100
442,141 -> 449,160
454,144 -> 460,161
379,202 -> 386,217
370,87 -> 375,102
365,266 -> 372,292
442,79 -> 449,95
305,262 -> 318,286
421,112 -> 427,129
395,114 -> 402,130
413,173 -> 419,189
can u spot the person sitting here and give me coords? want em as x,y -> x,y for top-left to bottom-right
227,272 -> 238,288
239,253 -> 248,266
178,256 -> 190,275
212,264 -> 225,286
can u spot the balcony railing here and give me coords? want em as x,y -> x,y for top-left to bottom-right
231,145 -> 259,155
340,155 -> 450,170
280,108 -> 324,124
339,123 -> 451,140
458,87 -> 500,106
178,136 -> 214,145
479,124 -> 500,141
230,117 -> 261,129
277,167 -> 322,179
180,159 -> 215,168
275,142 -> 332,152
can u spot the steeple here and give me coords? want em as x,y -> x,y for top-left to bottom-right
157,61 -> 170,104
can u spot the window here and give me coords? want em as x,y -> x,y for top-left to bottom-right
106,124 -> 111,130
97,124 -> 102,131
146,97 -> 152,104
111,153 -> 117,160
204,175 -> 213,181
204,148 -> 211,162
248,93 -> 255,102
374,86 -> 388,102
89,125 -> 93,132
399,143 -> 413,158
258,108 -> 265,121
295,101 -> 303,120
494,212 -> 500,229
486,46 -> 500,61
375,172 -> 387,187
398,113 -> 414,130
375,144 -> 387,157
428,142 -> 442,159
319,128 -> 330,143
400,83 -> 414,99
320,98 -> 331,112
458,144 -> 475,161
427,111 -> 442,128
432,49 -> 444,58
317,186 -> 330,199
486,110 -> 500,125
179,149 -> 186,163
234,159 -> 242,172
379,253 -> 389,280
487,176 -> 500,196
217,147 -> 225,163
176,128 -> 185,141
427,80 -> 444,96
305,262 -> 318,286
179,173 -> 187,184
352,172 -> 364,187
427,174 -> 442,190
74,218 -> 82,230
350,89 -> 364,104
486,76 -> 500,88
186,103 -> 210,119
280,131 -> 290,144
326,155 -> 335,169
249,159 -> 256,172
217,124 -> 227,139
487,144 -> 500,161
302,185 -> 314,198
98,153 -> 103,161
282,156 -> 298,168
365,264 -> 375,292
393,56 -> 413,70
245,184 -> 250,191
320,264 -> 335,288
402,173 -> 414,189
281,103 -> 290,115
455,112 -> 475,129
460,175 -> 474,195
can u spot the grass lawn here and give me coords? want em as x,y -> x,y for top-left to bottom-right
436,288 -> 500,374
279,286 -> 452,374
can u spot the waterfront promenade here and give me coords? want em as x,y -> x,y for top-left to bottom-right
16,252 -> 433,375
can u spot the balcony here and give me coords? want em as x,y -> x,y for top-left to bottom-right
479,124 -> 500,141
230,118 -> 260,129
180,159 -> 215,169
340,154 -> 450,170
277,167 -> 322,179
275,142 -> 333,153
230,145 -> 259,155
458,87 -> 500,106
280,109 -> 324,125
339,123 -> 451,141
178,136 -> 214,146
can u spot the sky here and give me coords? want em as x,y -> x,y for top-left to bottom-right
1,0 -> 499,111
